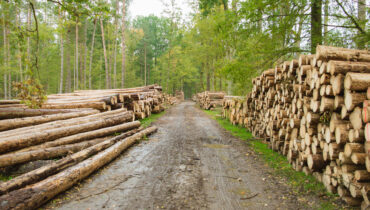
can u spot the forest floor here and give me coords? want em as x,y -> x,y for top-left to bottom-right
44,101 -> 345,210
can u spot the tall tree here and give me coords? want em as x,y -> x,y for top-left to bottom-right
121,0 -> 126,88
100,18 -> 110,89
89,18 -> 97,90
311,0 -> 322,53
59,8 -> 64,93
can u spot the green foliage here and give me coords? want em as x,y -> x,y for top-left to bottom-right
139,111 -> 166,128
0,0 -> 368,99
13,78 -> 47,108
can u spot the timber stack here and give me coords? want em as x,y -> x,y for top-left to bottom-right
197,91 -> 225,110
0,85 -> 166,209
0,84 -> 166,120
222,96 -> 246,125
222,45 -> 370,207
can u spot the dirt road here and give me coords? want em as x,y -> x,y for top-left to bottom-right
49,101 -> 310,209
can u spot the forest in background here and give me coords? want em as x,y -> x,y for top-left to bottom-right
0,0 -> 368,99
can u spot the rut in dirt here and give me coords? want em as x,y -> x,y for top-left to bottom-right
50,101 -> 309,210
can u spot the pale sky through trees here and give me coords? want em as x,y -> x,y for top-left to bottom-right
129,0 -> 193,19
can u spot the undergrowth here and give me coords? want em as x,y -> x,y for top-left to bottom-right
203,108 -> 347,210
139,110 -> 166,128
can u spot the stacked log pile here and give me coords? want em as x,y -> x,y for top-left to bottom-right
222,96 -> 246,125
0,85 -> 167,209
197,91 -> 225,110
0,85 -> 166,120
0,108 -> 158,209
222,45 -> 370,207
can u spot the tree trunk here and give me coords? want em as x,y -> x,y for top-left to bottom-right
0,128 -> 141,195
113,0 -> 119,89
144,42 -> 147,86
0,127 -> 157,210
59,9 -> 64,93
83,20 -> 88,89
15,7 -> 23,82
323,0 -> 329,44
100,18 -> 110,89
357,0 -> 366,49
89,19 -> 97,90
121,0 -> 126,88
26,5 -> 31,77
2,8 -> 7,99
311,0 -> 322,53
75,16 -> 79,90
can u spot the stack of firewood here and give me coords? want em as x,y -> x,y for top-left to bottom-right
197,91 -> 225,110
222,45 -> 370,207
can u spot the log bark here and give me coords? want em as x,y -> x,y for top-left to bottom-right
0,112 -> 133,154
0,110 -> 99,132
42,102 -> 106,111
345,90 -> 367,111
0,128 -> 142,195
316,45 -> 370,62
0,109 -> 126,139
0,137 -> 109,168
0,126 -> 157,210
0,108 -> 94,120
344,72 -> 370,91
17,121 -> 141,152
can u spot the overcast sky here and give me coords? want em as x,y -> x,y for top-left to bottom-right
128,0 -> 194,20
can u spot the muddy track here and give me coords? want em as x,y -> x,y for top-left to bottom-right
47,101 -> 312,209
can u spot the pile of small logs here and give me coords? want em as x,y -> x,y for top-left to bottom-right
222,96 -> 246,125
222,45 -> 370,207
0,108 -> 157,209
197,91 -> 225,110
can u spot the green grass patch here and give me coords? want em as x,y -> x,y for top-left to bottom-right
139,111 -> 166,128
0,174 -> 13,181
203,108 -> 343,209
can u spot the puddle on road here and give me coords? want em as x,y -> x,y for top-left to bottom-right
203,144 -> 230,149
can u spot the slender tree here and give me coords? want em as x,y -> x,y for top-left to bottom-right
100,18 -> 110,89
121,0 -> 126,88
59,8 -> 64,93
311,0 -> 322,53
89,19 -> 97,90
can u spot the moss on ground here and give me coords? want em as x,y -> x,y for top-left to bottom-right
203,108 -> 348,210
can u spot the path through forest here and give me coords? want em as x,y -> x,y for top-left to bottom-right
47,101 -> 315,209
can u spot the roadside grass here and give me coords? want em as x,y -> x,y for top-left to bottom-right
139,111 -> 166,128
203,108 -> 344,210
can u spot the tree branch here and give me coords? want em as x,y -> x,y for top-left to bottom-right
334,0 -> 366,34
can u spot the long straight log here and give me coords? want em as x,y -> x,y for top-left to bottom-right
41,102 -> 107,110
0,109 -> 126,139
0,108 -> 94,120
0,137 -> 109,167
0,126 -> 157,210
0,128 -> 142,195
316,45 -> 370,62
0,110 -> 99,132
17,121 -> 141,152
0,112 -> 134,154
